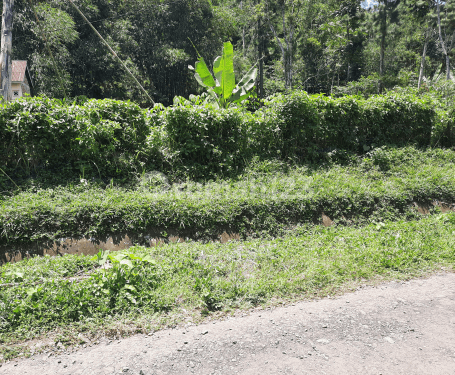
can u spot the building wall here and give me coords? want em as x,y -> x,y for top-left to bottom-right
11,83 -> 21,100
11,77 -> 30,100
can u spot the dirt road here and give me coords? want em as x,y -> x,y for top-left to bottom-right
2,272 -> 455,375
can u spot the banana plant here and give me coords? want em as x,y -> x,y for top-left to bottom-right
188,41 -> 257,108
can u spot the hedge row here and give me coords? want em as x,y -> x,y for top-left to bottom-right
0,98 -> 154,181
157,91 -> 448,177
0,91 -> 453,181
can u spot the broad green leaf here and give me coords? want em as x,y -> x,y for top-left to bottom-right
213,42 -> 236,101
8,270 -> 24,280
120,259 -> 134,269
206,88 -> 220,108
98,250 -> 110,266
231,66 -> 257,103
111,253 -> 127,263
123,284 -> 137,292
127,295 -> 137,304
141,254 -> 156,264
212,84 -> 222,96
26,287 -> 38,297
190,41 -> 256,107
237,66 -> 257,90
92,250 -> 108,265
194,57 -> 216,88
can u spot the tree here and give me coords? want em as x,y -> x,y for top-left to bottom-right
0,0 -> 13,101
371,0 -> 400,92
263,0 -> 312,91
30,3 -> 78,97
334,0 -> 363,83
434,0 -> 455,80
407,0 -> 438,88
189,41 -> 257,108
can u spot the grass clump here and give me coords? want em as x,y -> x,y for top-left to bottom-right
0,254 -> 98,285
1,212 -> 455,352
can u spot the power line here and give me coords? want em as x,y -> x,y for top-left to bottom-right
66,0 -> 155,105
13,0 -> 189,42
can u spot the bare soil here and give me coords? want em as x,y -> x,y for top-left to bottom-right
2,272 -> 455,375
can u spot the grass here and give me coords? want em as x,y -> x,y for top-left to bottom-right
2,146 -> 455,247
1,212 -> 455,360
1,145 -> 455,361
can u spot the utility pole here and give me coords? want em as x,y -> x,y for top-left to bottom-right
258,16 -> 264,99
0,0 -> 14,102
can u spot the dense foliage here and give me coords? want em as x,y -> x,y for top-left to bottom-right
1,90 -> 452,185
3,0 -> 455,357
6,0 -> 455,103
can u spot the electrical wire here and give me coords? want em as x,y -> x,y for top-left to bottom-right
66,0 -> 155,104
12,0 -> 191,43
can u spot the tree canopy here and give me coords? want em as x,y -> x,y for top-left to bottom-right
6,0 -> 455,104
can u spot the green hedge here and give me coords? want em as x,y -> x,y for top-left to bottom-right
0,97 -> 153,180
256,91 -> 437,159
164,106 -> 246,177
0,91 -> 452,183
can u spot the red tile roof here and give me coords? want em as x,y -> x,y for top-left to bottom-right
12,60 -> 27,82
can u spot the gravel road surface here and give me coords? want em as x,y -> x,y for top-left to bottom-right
2,272 -> 455,375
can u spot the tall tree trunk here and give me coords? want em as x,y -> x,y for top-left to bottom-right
284,50 -> 292,90
258,16 -> 264,98
241,1 -> 245,57
283,4 -> 293,91
346,21 -> 351,82
266,0 -> 296,91
437,1 -> 451,80
379,8 -> 386,93
418,28 -> 429,89
0,0 -> 14,102
269,21 -> 289,90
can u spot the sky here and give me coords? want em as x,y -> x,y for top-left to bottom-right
361,0 -> 378,8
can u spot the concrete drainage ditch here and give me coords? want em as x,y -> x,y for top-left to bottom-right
1,201 -> 454,264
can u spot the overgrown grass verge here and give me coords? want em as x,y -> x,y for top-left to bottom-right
2,146 -> 455,247
1,212 -> 455,360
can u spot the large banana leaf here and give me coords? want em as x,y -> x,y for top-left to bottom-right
213,42 -> 236,101
189,41 -> 256,108
231,65 -> 258,103
191,57 -> 216,88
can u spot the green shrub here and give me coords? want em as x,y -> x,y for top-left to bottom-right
431,103 -> 455,148
252,91 -> 436,160
259,91 -> 320,159
0,97 -> 79,173
312,94 -> 363,152
0,97 -> 152,181
164,105 -> 246,178
73,99 -> 152,178
0,91 -> 450,187
2,147 -> 455,248
360,92 -> 435,148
